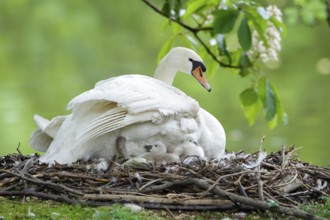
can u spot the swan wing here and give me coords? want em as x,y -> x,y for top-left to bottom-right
67,75 -> 199,117
66,75 -> 200,151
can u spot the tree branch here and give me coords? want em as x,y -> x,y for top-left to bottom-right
141,0 -> 240,69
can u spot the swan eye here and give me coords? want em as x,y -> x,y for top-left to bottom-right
155,144 -> 158,147
189,58 -> 207,72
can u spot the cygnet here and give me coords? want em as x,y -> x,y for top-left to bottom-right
173,138 -> 205,160
138,141 -> 180,164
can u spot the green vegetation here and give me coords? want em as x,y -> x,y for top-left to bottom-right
0,198 -> 164,220
1,197 -> 329,219
301,196 -> 330,219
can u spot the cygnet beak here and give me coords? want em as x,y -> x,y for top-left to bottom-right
144,145 -> 153,152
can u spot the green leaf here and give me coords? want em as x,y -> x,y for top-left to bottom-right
271,84 -> 288,125
162,0 -> 171,17
215,34 -> 231,63
240,88 -> 261,126
174,0 -> 182,21
240,88 -> 258,106
258,77 -> 276,121
238,16 -> 252,51
213,10 -> 239,34
239,53 -> 251,77
157,36 -> 176,63
183,0 -> 207,20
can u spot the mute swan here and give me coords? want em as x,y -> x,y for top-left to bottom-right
29,47 -> 226,164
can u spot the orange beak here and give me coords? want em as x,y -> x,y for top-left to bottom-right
192,66 -> 211,92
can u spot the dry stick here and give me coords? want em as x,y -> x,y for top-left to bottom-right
188,178 -> 324,220
0,191 -> 80,205
271,168 -> 299,188
116,136 -> 130,160
141,178 -> 324,220
164,207 -> 176,219
16,142 -> 23,156
40,171 -> 110,183
281,145 -> 286,169
238,181 -> 248,197
202,170 -> 266,198
256,135 -> 265,201
266,187 -> 300,206
302,168 -> 330,182
106,155 -> 118,175
2,170 -> 84,196
83,193 -> 234,207
139,178 -> 163,192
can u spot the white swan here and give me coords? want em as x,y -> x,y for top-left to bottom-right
29,47 -> 226,164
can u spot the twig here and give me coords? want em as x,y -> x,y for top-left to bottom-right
202,170 -> 265,198
0,191 -> 80,205
256,135 -> 265,201
165,207 -> 176,219
139,178 -> 163,192
106,155 -> 118,175
2,170 -> 84,196
281,145 -> 286,169
187,178 -> 325,220
83,193 -> 234,207
116,136 -> 130,160
16,142 -> 23,156
238,181 -> 248,197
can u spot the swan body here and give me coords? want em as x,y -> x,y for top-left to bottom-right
29,47 -> 226,164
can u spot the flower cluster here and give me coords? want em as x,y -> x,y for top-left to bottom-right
249,5 -> 283,63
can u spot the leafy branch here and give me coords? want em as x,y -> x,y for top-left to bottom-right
143,0 -> 328,128
142,0 -> 239,69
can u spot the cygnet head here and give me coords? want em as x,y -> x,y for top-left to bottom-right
144,141 -> 167,154
154,47 -> 211,92
173,137 -> 205,159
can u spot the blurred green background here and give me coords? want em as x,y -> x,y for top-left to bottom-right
0,1 -> 329,165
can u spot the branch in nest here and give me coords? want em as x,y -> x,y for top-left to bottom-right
83,194 -> 234,208
2,170 -> 84,196
187,178 -> 324,220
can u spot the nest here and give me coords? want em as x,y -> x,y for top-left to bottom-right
0,146 -> 329,219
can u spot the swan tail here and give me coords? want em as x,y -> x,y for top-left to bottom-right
29,128 -> 53,152
33,114 -> 67,138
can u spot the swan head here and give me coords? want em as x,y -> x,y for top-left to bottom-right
155,47 -> 211,91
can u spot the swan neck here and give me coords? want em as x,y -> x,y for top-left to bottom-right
153,63 -> 176,85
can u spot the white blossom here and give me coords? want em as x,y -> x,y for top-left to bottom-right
209,38 -> 217,46
248,5 -> 283,63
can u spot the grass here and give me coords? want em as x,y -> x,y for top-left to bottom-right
0,198 -> 164,220
301,196 -> 330,219
0,196 -> 329,219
